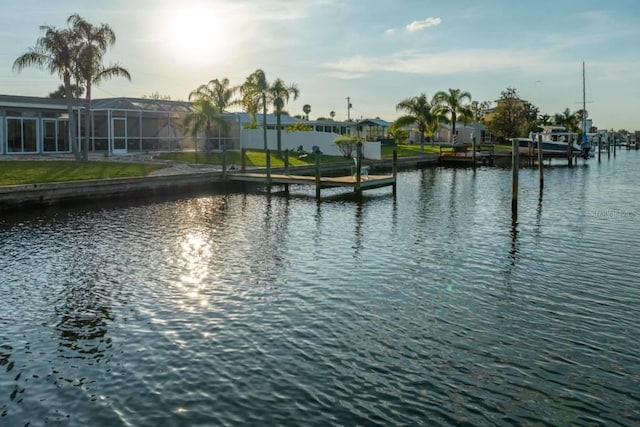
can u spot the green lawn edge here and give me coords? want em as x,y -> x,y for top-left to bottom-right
0,161 -> 165,186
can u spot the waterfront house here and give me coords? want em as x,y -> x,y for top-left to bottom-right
1,94 -> 383,159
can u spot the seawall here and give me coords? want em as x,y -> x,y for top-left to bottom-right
0,171 -> 222,211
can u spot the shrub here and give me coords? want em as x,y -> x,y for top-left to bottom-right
334,136 -> 363,158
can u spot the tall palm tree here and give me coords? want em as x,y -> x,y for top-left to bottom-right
189,78 -> 235,150
268,78 -> 300,155
13,26 -> 82,160
184,97 -> 229,160
330,111 -> 336,120
395,93 -> 441,152
239,69 -> 269,150
435,88 -> 472,143
190,78 -> 236,112
303,104 -> 311,120
68,14 -> 131,161
554,108 -> 580,133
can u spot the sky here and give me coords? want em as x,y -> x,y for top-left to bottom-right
1,0 -> 639,130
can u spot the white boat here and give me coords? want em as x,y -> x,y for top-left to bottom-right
516,130 -> 583,157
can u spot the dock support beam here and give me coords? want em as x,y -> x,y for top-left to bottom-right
472,137 -> 476,171
314,148 -> 321,200
241,148 -> 246,171
512,138 -> 519,220
283,149 -> 289,195
266,149 -> 272,194
355,142 -> 363,196
537,134 -> 544,191
392,150 -> 398,197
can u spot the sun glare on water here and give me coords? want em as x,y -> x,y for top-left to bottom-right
164,5 -> 234,66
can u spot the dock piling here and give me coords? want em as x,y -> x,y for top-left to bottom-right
512,138 -> 519,219
392,150 -> 398,197
537,134 -> 544,191
355,142 -> 363,195
314,148 -> 321,200
266,149 -> 272,194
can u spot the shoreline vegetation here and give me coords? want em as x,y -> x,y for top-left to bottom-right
2,144 -> 509,187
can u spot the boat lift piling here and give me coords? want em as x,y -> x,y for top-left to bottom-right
537,134 -> 544,191
266,150 -> 272,194
283,149 -> 290,195
512,137 -> 519,219
314,148 -> 321,199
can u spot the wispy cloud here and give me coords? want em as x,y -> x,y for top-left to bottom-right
323,48 -> 581,78
406,17 -> 441,32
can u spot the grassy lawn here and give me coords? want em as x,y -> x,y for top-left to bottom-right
0,161 -> 165,186
1,144 -> 511,186
157,146 -> 446,167
382,144 -> 447,157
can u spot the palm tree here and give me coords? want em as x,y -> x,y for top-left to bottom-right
184,97 -> 229,161
239,69 -> 269,150
395,93 -> 441,152
190,78 -> 236,111
268,78 -> 300,155
68,14 -> 131,161
13,26 -> 82,159
538,113 -> 552,126
189,78 -> 235,150
303,104 -> 311,120
330,111 -> 336,120
554,108 -> 580,133
435,88 -> 472,143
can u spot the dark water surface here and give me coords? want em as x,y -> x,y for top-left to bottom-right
1,152 -> 639,426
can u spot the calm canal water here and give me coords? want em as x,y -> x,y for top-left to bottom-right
1,152 -> 639,426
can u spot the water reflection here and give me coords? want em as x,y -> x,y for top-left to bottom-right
353,201 -> 364,256
55,276 -> 114,362
1,155 -> 639,426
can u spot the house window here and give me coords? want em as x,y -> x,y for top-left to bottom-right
43,119 -> 70,152
6,118 -> 38,153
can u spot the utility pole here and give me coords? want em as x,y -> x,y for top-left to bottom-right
346,97 -> 352,121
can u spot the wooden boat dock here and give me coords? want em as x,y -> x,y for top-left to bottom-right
227,145 -> 397,199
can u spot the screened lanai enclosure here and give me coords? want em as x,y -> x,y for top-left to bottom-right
90,98 -> 192,154
89,98 -> 242,154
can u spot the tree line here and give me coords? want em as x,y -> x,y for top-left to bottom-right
13,14 -> 601,161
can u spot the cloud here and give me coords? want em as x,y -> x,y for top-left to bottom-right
406,17 -> 442,32
323,48 -> 584,78
385,28 -> 396,36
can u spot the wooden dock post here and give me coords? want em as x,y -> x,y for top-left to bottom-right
355,142 -> 363,195
392,149 -> 398,197
266,149 -> 272,194
567,135 -> 573,168
472,137 -> 477,171
598,135 -> 601,163
512,138 -> 519,219
314,148 -> 321,200
537,134 -> 544,191
222,145 -> 227,179
283,149 -> 289,194
613,133 -> 617,157
241,148 -> 246,171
